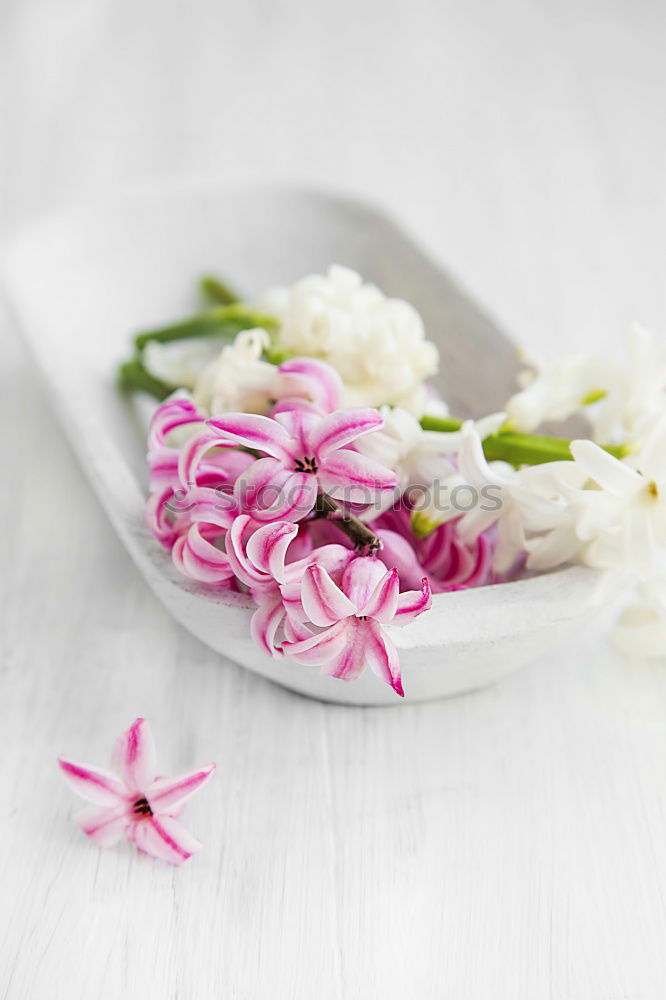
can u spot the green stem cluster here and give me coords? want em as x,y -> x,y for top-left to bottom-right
419,415 -> 628,467
118,273 -> 280,398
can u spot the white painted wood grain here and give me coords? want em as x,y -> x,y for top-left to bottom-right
1,1 -> 666,997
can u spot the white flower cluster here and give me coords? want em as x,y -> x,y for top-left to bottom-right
152,265 -> 442,418
408,414 -> 666,653
192,329 -> 276,415
258,265 -> 440,414
505,325 -> 666,449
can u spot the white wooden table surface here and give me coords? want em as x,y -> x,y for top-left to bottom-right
2,1 -> 666,997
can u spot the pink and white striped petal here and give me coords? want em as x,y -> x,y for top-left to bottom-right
112,717 -> 157,791
318,449 -> 399,501
358,567 -> 400,624
282,619 -> 351,666
320,624 -> 368,682
301,564 -> 356,627
250,594 -> 287,658
133,815 -> 203,865
277,358 -> 342,413
148,395 -> 204,451
181,486 -> 238,529
364,624 -> 404,697
58,758 -> 128,806
273,409 -> 320,452
393,578 -> 432,625
147,763 -> 216,812
178,430 -> 231,490
207,413 -> 295,462
172,524 -> 234,584
282,543 -> 353,586
146,486 -> 182,549
341,557 -> 389,612
310,408 -> 384,459
235,459 -> 318,523
74,804 -> 130,847
246,521 -> 299,584
225,515 -> 269,588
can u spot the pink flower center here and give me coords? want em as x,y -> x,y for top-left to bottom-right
294,456 -> 318,474
132,796 -> 153,817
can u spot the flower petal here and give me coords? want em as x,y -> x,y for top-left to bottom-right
172,524 -> 234,584
74,804 -> 130,847
181,485 -> 238,529
302,564 -> 356,627
318,449 -> 398,502
393,578 -> 432,625
207,413 -> 294,462
570,439 -> 643,497
282,619 -> 351,665
235,459 -> 318,523
277,358 -> 342,413
146,486 -> 181,549
246,521 -> 299,583
132,815 -> 202,865
58,757 -> 128,806
225,515 -> 268,587
638,413 -> 666,481
148,395 -> 204,451
178,430 -> 229,490
310,408 -> 384,459
358,567 -> 400,623
250,594 -> 287,657
364,623 -> 404,696
341,557 -> 389,610
111,718 -> 157,791
320,625 -> 368,682
148,763 -> 216,812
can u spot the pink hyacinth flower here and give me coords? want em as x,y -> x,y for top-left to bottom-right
282,557 -> 432,697
205,408 -> 399,522
58,718 -> 215,865
374,508 -> 495,593
272,357 -> 343,414
225,514 -> 353,657
146,395 -> 253,550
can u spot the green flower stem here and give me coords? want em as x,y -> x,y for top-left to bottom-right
419,415 -> 628,465
117,358 -> 173,400
199,275 -> 239,306
134,304 -> 279,351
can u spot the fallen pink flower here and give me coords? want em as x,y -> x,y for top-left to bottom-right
58,718 -> 215,865
282,557 -> 432,696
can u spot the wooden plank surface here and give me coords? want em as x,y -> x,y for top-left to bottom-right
1,1 -> 666,997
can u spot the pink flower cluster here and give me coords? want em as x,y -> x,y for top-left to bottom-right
145,358 -> 494,696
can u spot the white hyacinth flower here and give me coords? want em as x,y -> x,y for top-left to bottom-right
192,328 -> 277,415
143,336 -> 229,390
570,414 -> 666,577
587,325 -> 666,446
410,422 -> 584,573
258,265 -> 439,415
355,406 -> 456,494
504,351 -> 613,433
505,326 -> 666,448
